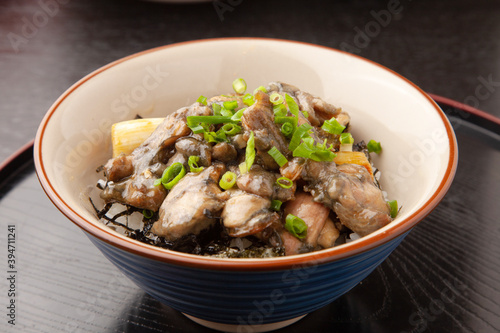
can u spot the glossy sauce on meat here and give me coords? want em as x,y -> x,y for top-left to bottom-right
96,81 -> 395,257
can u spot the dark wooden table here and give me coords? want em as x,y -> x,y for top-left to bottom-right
1,1 -> 499,332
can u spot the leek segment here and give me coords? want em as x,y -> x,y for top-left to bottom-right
111,118 -> 164,157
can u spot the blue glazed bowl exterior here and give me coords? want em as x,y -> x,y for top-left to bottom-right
87,231 -> 408,325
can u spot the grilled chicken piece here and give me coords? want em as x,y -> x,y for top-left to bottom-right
279,229 -> 308,256
241,90 -> 291,170
283,191 -> 330,248
100,103 -> 212,211
280,157 -> 306,181
221,190 -> 280,237
236,165 -> 295,202
208,94 -> 246,110
302,160 -> 392,236
317,218 -> 340,249
174,137 -> 212,167
266,81 -> 350,127
267,81 -> 350,150
212,142 -> 238,163
151,164 -> 228,241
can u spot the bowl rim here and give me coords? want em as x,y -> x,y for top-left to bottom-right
34,37 -> 458,271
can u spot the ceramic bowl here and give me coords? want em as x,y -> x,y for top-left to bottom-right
34,38 -> 458,332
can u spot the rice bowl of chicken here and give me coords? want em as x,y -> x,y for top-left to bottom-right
34,38 -> 457,332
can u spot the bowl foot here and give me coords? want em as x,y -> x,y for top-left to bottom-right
182,313 -> 307,333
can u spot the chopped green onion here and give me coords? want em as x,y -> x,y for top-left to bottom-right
212,103 -> 222,116
220,108 -> 233,117
238,162 -> 248,174
276,176 -> 293,189
388,200 -> 398,218
293,137 -> 336,162
187,116 -> 236,127
339,132 -> 354,152
223,100 -> 238,110
157,162 -> 186,190
204,130 -> 228,143
285,214 -> 307,239
367,139 -> 382,154
285,94 -> 299,118
281,122 -> 294,138
242,94 -> 254,106
270,200 -> 283,211
288,123 -> 312,151
142,209 -> 154,219
270,92 -> 284,105
321,118 -> 346,135
219,171 -> 237,190
189,122 -> 209,134
220,123 -> 242,136
231,107 -> 246,121
267,146 -> 288,167
240,131 -> 255,174
196,95 -> 207,105
273,104 -> 287,117
188,155 -> 204,173
340,133 -> 354,144
275,115 -> 298,127
253,85 -> 267,94
232,78 -> 247,94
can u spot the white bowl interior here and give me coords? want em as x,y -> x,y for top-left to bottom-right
38,39 -> 452,243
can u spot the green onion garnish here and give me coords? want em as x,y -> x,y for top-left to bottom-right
281,122 -> 294,138
388,200 -> 398,218
267,146 -> 288,167
231,107 -> 246,122
285,214 -> 307,239
212,103 -> 222,116
270,92 -> 284,105
187,116 -> 236,128
275,115 -> 298,127
223,100 -> 238,110
270,199 -> 283,211
339,132 -> 354,152
189,122 -> 209,134
242,94 -> 254,106
187,116 -> 234,126
273,104 -> 287,117
276,176 -> 293,189
253,86 -> 267,95
188,155 -> 204,173
219,171 -> 237,190
293,137 -> 336,162
142,209 -> 154,219
340,133 -> 354,144
289,123 -> 312,151
157,162 -> 186,190
367,139 -> 382,154
232,78 -> 247,94
240,131 -> 255,174
204,130 -> 228,143
285,94 -> 299,118
220,108 -> 233,117
220,123 -> 242,136
196,95 -> 207,105
321,118 -> 346,135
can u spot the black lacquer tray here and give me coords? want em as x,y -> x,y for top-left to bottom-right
0,97 -> 499,333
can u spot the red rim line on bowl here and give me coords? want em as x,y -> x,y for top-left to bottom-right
34,38 -> 459,271
429,93 -> 500,126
